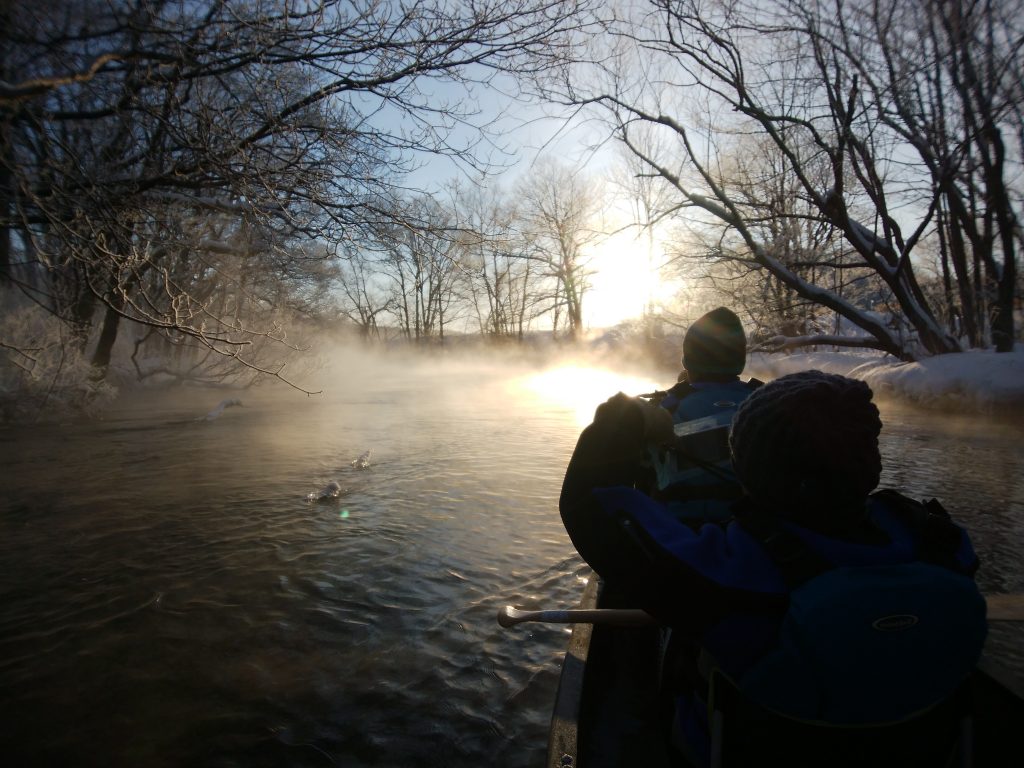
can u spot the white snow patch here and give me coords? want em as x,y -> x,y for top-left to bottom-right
748,349 -> 1024,412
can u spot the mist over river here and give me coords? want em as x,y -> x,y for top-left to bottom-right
2,350 -> 1022,768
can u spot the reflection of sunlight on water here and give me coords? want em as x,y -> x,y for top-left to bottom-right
514,365 -> 662,428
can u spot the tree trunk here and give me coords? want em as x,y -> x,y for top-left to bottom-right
987,132 -> 1017,352
944,208 -> 981,346
0,159 -> 10,286
68,280 -> 97,353
90,304 -> 121,375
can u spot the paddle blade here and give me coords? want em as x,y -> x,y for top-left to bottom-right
497,606 -> 528,628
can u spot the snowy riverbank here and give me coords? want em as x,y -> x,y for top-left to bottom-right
747,349 -> 1024,413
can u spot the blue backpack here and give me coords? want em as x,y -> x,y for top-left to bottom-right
734,493 -> 987,724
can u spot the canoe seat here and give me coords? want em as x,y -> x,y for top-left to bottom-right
706,668 -> 973,768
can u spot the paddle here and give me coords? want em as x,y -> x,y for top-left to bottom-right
497,605 -> 657,628
498,593 -> 1024,627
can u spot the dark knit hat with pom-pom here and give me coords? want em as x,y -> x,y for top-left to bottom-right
729,370 -> 882,507
683,307 -> 746,378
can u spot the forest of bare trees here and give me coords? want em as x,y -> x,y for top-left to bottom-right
0,0 -> 595,415
1,0 -> 1021,418
329,162 -> 600,344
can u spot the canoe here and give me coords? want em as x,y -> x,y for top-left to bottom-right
546,572 -> 1024,768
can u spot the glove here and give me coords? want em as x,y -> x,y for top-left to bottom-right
593,392 -> 673,445
637,398 -> 673,445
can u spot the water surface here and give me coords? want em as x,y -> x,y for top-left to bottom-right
1,353 -> 1021,767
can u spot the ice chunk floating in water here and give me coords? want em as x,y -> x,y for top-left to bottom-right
199,398 -> 243,422
351,450 -> 371,469
306,481 -> 345,503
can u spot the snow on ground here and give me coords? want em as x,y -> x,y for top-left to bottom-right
748,348 -> 1024,413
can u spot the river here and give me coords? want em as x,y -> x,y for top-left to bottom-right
1,350 -> 1022,767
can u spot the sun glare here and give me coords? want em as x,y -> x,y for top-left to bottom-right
584,228 -> 680,330
516,365 -> 661,427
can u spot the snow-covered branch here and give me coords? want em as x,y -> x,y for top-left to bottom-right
753,334 -> 891,354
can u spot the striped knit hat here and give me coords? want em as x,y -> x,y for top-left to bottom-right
683,307 -> 746,378
729,370 -> 882,507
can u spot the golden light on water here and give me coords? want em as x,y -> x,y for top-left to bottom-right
516,365 -> 661,427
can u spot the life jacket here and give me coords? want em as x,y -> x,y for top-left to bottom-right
643,379 -> 762,519
726,491 -> 987,724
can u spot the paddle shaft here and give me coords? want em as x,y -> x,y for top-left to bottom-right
984,593 -> 1024,621
498,593 -> 1024,628
497,606 -> 657,628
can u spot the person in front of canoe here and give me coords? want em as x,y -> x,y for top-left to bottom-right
558,370 -> 987,768
638,307 -> 763,522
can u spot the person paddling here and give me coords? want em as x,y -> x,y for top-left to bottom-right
559,307 -> 761,529
640,307 -> 763,520
559,371 -> 987,767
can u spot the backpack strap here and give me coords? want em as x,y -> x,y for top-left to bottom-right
869,490 -> 974,574
735,505 -> 833,589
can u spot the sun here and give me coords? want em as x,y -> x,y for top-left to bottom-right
583,228 -> 678,329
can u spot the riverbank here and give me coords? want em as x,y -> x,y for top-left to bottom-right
5,322 -> 1021,424
745,348 -> 1024,414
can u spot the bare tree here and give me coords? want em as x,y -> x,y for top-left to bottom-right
611,124 -> 679,317
516,161 -> 602,340
853,0 -> 1022,351
448,181 -> 543,339
531,0 -> 1021,358
661,132 -> 889,347
336,244 -> 392,341
364,195 -> 465,342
